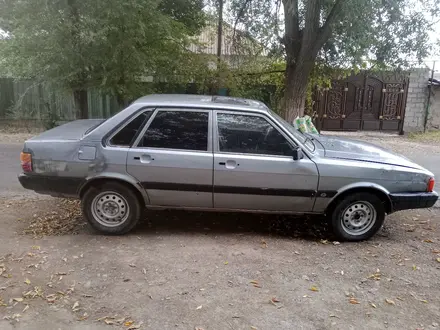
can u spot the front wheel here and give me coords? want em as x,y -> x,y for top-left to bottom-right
330,192 -> 385,241
82,182 -> 142,235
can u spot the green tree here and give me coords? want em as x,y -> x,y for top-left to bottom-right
0,0 -> 206,118
230,0 -> 440,121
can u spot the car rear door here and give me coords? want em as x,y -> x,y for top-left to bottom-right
213,111 -> 319,212
126,108 -> 213,208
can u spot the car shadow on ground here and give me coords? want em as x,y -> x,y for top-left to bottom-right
132,210 -> 334,241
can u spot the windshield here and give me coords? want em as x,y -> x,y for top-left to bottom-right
269,110 -> 315,151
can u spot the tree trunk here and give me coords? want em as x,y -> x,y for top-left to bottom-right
73,89 -> 88,119
283,58 -> 315,122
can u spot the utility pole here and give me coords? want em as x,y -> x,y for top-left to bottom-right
216,0 -> 224,95
217,0 -> 223,61
424,61 -> 435,132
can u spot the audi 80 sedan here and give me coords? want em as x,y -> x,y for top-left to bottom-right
18,94 -> 438,241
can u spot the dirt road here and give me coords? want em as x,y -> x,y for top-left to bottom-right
1,133 -> 440,330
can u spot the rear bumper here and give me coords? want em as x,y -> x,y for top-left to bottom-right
390,191 -> 438,212
18,173 -> 83,198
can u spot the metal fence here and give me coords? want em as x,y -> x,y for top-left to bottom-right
0,78 -> 121,121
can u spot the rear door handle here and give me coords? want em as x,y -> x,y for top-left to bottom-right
134,155 -> 154,163
219,160 -> 239,169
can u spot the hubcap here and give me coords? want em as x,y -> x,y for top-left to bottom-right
341,201 -> 376,236
91,192 -> 130,227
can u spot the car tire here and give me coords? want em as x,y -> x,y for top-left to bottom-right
330,192 -> 386,242
82,182 -> 142,235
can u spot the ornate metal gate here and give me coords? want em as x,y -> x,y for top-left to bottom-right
313,72 -> 409,133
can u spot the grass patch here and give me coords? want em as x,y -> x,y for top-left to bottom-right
408,130 -> 440,143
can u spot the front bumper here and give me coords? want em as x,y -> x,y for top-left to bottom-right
390,191 -> 438,212
18,173 -> 84,197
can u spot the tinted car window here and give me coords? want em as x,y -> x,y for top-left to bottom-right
139,111 -> 209,151
217,113 -> 293,156
110,111 -> 152,146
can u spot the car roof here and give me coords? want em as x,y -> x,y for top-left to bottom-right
133,94 -> 270,113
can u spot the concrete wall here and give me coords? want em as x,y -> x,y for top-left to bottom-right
403,68 -> 430,132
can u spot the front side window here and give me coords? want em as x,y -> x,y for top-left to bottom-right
216,113 -> 293,156
138,111 -> 209,151
110,110 -> 153,146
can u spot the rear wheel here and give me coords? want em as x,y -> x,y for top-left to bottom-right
82,182 -> 142,235
330,192 -> 385,241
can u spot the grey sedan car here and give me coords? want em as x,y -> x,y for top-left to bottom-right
18,94 -> 438,241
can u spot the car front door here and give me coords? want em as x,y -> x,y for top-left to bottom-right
126,108 -> 213,208
213,111 -> 319,212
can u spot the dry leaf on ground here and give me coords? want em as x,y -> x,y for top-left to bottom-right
310,286 -> 319,292
385,299 -> 395,305
349,297 -> 360,304
72,301 -> 79,310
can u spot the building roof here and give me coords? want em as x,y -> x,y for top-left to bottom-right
133,94 -> 270,112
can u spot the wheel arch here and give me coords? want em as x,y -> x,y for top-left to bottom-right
325,183 -> 392,215
78,173 -> 149,206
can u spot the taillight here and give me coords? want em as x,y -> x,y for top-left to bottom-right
20,152 -> 32,172
427,178 -> 435,192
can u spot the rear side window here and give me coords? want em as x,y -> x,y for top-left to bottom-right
216,113 -> 293,156
110,111 -> 152,146
138,111 -> 209,151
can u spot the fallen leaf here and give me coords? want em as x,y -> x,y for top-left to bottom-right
31,246 -> 40,250
370,303 -> 377,308
412,265 -> 418,271
250,327 -> 258,330
432,250 -> 440,254
129,264 -> 136,268
261,240 -> 268,248
115,317 -> 126,324
127,322 -> 143,329
423,239 -> 434,243
142,268 -> 147,275
196,305 -> 202,310
310,286 -> 319,292
436,258 -> 440,263
24,278 -> 31,285
22,305 -> 29,313
13,297 -> 23,302
124,320 -> 134,326
385,299 -> 395,305
195,327 -> 205,330
349,297 -> 360,304
104,319 -> 115,325
250,280 -> 258,285
62,257 -> 67,263
320,239 -> 329,244
332,241 -> 340,245
72,301 -> 79,310
271,297 -> 280,303
419,299 -> 428,303
224,261 -> 228,265
78,312 -> 88,321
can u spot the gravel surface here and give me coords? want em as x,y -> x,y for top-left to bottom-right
1,131 -> 440,329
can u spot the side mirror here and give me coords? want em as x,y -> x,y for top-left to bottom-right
292,147 -> 304,161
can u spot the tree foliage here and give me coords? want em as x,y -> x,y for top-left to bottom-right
0,0 -> 208,118
229,0 -> 440,120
